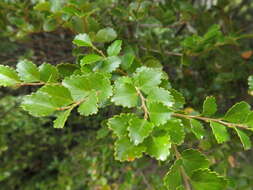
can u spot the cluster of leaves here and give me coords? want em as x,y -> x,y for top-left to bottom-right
1,0 -> 253,189
1,29 -> 253,189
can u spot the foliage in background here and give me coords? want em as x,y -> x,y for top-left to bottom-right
1,0 -> 253,189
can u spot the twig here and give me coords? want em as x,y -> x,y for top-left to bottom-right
16,82 -> 60,87
172,113 -> 249,130
56,99 -> 85,111
140,46 -> 183,56
91,45 -> 106,58
135,87 -> 149,120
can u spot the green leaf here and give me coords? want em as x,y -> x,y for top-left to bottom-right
121,53 -> 135,70
38,85 -> 73,107
147,87 -> 174,107
80,54 -> 103,66
162,119 -> 185,145
128,117 -> 154,145
107,40 -> 122,56
62,6 -> 81,16
57,63 -> 79,78
190,119 -> 206,139
0,65 -> 20,86
73,33 -> 93,47
164,160 -> 183,190
181,149 -> 210,176
145,133 -> 171,161
43,17 -> 57,32
21,92 -> 57,117
147,102 -> 172,125
210,121 -> 230,144
114,137 -> 146,162
111,76 -> 139,108
224,102 -> 250,123
169,89 -> 185,109
39,63 -> 59,82
202,96 -> 217,116
53,108 -> 73,129
63,73 -> 112,102
77,91 -> 98,116
191,169 -> 227,190
133,66 -> 162,94
164,149 -> 210,189
16,60 -> 40,82
33,2 -> 50,11
234,128 -> 251,150
107,113 -> 135,138
244,111 -> 253,128
96,27 -> 117,43
95,56 -> 121,73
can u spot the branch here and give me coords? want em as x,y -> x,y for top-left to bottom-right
135,87 -> 149,120
56,99 -> 85,111
140,46 -> 183,56
16,82 -> 45,87
172,113 -> 249,130
16,82 -> 60,87
91,45 -> 106,58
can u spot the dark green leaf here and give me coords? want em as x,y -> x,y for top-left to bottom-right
162,119 -> 185,145
121,53 -> 135,70
202,96 -> 217,116
169,89 -> 185,109
181,149 -> 210,176
234,128 -> 251,150
191,169 -> 227,190
164,160 -> 183,190
43,17 -> 57,32
190,119 -> 206,139
56,63 -> 79,78
210,121 -> 230,144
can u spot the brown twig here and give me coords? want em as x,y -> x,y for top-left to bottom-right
56,99 -> 85,111
16,82 -> 60,87
140,46 -> 183,57
91,45 -> 106,58
172,113 -> 249,130
135,87 -> 149,120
